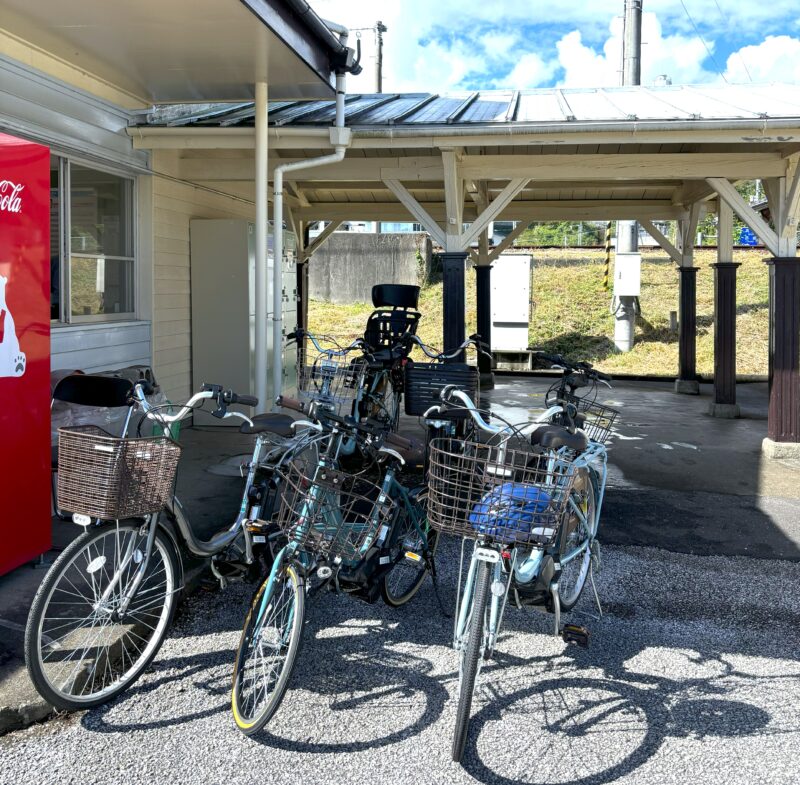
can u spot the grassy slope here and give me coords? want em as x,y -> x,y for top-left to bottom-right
308,247 -> 769,376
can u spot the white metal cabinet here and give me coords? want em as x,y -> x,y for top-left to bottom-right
490,254 -> 532,351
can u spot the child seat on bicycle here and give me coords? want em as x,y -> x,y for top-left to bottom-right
363,284 -> 421,364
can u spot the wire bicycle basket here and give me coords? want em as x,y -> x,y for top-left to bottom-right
297,356 -> 368,416
57,425 -> 181,519
427,437 -> 578,546
276,463 -> 395,561
554,393 -> 619,445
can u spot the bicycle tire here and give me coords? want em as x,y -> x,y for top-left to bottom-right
231,562 -> 305,735
25,520 -> 178,711
452,559 -> 492,763
381,497 -> 439,607
558,469 -> 596,611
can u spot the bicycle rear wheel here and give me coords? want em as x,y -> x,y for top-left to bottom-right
381,495 -> 439,608
231,562 -> 305,735
25,520 -> 178,710
558,469 -> 596,611
453,558 -> 492,763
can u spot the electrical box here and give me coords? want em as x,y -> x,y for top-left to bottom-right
190,220 -> 297,425
491,254 -> 531,351
613,252 -> 641,297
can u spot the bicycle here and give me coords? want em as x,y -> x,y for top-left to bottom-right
25,380 -> 317,711
425,373 -> 619,762
230,395 -> 438,735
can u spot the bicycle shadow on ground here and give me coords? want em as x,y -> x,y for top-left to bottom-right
250,590 -> 451,753
455,545 -> 800,785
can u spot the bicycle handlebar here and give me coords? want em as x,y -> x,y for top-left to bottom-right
405,333 -> 492,362
529,349 -> 612,383
289,327 -> 369,359
133,382 -> 257,425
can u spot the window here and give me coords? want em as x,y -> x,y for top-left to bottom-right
50,157 -> 135,323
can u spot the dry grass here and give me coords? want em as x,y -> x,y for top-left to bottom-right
308,247 -> 770,377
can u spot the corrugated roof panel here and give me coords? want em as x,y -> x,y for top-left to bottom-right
404,94 -> 472,123
564,89 -> 629,121
269,99 -> 331,124
658,86 -> 761,119
354,94 -> 428,123
600,88 -> 694,120
460,91 -> 514,123
516,91 -> 569,122
737,84 -> 800,114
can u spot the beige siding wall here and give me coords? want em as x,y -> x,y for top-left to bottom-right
151,150 -> 254,402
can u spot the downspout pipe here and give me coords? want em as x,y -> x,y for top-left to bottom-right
272,70 -> 352,405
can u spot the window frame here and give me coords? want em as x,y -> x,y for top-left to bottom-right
51,154 -> 138,326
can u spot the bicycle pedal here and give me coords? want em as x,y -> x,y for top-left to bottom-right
560,623 -> 590,647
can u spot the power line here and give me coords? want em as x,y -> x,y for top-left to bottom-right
678,0 -> 728,83
711,0 -> 753,81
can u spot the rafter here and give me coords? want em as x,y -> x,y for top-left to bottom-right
707,177 -> 782,256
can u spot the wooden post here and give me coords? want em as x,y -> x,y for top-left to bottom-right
475,227 -> 494,388
709,263 -> 740,417
763,258 -> 800,456
442,252 -> 467,362
675,266 -> 700,394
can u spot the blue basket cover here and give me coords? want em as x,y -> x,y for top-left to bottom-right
469,482 -> 553,540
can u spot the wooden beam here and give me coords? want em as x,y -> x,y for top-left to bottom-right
639,219 -> 681,265
293,199 -> 689,223
301,220 -> 342,262
677,202 -> 704,265
441,149 -> 463,251
707,177 -> 782,256
718,198 -> 734,264
460,178 -> 529,249
383,179 -> 447,247
174,152 -> 788,185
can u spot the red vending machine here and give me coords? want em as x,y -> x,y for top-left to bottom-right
0,132 -> 51,575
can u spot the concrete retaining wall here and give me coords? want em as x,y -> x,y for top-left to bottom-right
309,233 -> 431,304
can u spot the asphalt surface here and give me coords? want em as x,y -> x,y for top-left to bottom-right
2,537 -> 799,785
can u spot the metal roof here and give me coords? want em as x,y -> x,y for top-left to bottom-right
139,83 -> 800,128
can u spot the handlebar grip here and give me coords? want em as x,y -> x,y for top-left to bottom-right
595,370 -> 612,382
384,432 -> 413,451
231,393 -> 258,407
277,395 -> 306,414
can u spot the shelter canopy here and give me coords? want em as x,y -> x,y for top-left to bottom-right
130,84 -> 800,239
0,0 -> 343,103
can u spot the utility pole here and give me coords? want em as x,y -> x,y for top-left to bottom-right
375,21 -> 387,93
614,0 -> 642,352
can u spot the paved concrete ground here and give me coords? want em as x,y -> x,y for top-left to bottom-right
1,538 -> 799,785
2,376 -> 800,764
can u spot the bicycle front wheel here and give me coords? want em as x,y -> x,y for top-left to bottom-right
25,520 -> 178,710
453,558 -> 492,763
231,562 -> 305,735
381,497 -> 439,608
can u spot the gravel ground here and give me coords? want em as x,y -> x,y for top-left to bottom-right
2,539 -> 799,785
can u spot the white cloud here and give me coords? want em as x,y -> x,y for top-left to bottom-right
723,36 -> 800,83
499,52 -> 557,89
556,13 -> 711,88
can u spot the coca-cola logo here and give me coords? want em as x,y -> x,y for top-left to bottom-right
0,181 -> 24,214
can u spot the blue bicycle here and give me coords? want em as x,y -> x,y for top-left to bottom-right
230,397 -> 436,735
425,359 -> 618,762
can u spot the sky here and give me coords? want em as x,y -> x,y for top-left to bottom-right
310,0 -> 800,94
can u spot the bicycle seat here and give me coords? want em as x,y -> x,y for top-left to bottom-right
239,413 -> 295,438
530,425 -> 589,453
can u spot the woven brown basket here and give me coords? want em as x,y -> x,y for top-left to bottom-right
426,437 -> 578,546
275,462 -> 395,561
57,426 -> 181,519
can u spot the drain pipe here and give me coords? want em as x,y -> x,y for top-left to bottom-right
271,36 -> 355,405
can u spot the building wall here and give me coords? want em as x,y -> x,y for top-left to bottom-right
150,150 -> 255,402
